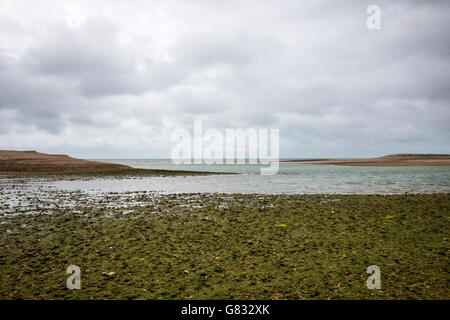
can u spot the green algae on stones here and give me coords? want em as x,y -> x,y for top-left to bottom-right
0,192 -> 449,300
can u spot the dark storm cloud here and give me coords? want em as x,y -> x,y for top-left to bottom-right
0,0 -> 449,157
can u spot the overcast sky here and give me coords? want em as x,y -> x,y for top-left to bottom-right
0,0 -> 449,158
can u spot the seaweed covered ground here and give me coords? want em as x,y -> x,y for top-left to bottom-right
0,185 -> 449,299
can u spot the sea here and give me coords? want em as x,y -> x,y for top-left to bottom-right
48,159 -> 450,194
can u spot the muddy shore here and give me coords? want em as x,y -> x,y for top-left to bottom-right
0,151 -> 448,299
1,187 -> 448,299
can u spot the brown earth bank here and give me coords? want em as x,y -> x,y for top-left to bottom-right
283,154 -> 450,166
0,150 -> 131,173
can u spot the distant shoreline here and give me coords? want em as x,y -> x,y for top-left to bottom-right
2,151 -> 450,175
282,154 -> 450,166
0,150 -> 230,176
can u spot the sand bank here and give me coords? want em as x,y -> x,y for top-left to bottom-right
284,154 -> 450,166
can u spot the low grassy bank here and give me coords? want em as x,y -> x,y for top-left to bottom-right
0,193 -> 448,299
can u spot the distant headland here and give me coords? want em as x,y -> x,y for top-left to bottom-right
0,150 -> 228,176
0,150 -> 131,174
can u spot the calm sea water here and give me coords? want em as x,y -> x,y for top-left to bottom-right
49,159 -> 450,194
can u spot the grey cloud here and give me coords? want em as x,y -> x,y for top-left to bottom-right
23,18 -> 188,97
175,32 -> 266,68
0,0 -> 449,157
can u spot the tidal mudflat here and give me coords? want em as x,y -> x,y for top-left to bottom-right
0,175 -> 448,299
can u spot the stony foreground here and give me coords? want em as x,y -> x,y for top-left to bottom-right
0,191 -> 448,299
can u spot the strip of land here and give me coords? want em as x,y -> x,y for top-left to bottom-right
0,150 -> 131,174
283,154 -> 450,166
0,150 -> 228,176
